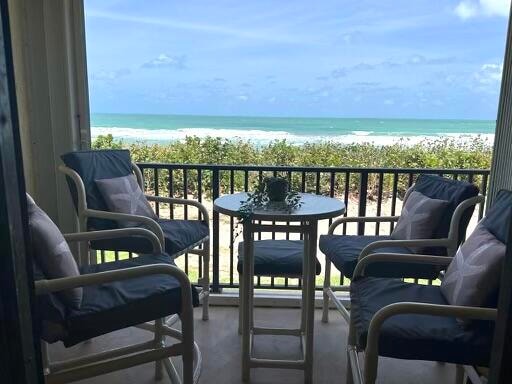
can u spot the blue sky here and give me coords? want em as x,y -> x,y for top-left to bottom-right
85,0 -> 509,119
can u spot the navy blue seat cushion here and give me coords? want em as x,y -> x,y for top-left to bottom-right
351,277 -> 494,366
61,150 -> 133,230
319,235 -> 441,279
237,240 -> 321,276
35,253 -> 199,347
159,219 -> 209,256
414,174 -> 479,254
481,189 -> 512,243
90,219 -> 209,257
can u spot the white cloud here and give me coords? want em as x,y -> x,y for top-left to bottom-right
474,63 -> 503,84
237,95 -> 249,101
142,54 -> 186,69
455,0 -> 510,20
384,99 -> 395,105
92,68 -> 131,81
482,0 -> 511,15
455,1 -> 479,19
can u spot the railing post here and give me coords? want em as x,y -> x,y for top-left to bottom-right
358,171 -> 368,235
212,168 -> 221,293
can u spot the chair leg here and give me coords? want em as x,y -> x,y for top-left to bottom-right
41,341 -> 50,376
322,258 -> 332,323
455,365 -> 465,384
238,273 -> 243,335
201,242 -> 210,321
181,324 -> 195,384
300,275 -> 307,333
346,348 -> 354,384
154,318 -> 165,380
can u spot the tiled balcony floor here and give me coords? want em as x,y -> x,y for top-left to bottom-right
49,306 -> 456,384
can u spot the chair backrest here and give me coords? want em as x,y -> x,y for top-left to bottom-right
61,149 -> 133,230
413,174 -> 480,247
481,189 -> 512,243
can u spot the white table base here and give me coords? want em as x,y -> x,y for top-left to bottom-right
240,221 -> 318,384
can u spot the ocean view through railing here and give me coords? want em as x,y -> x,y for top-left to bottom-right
97,163 -> 490,293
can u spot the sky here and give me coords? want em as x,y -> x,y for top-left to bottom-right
85,0 -> 510,120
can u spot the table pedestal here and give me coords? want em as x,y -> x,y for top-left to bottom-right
240,220 -> 318,384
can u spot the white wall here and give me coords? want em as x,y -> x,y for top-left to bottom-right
8,0 -> 90,234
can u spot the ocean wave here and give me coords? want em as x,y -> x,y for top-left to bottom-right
91,126 -> 494,146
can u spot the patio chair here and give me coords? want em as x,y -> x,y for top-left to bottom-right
320,174 -> 482,323
345,189 -> 512,384
27,194 -> 201,384
59,149 -> 210,320
236,239 -> 322,334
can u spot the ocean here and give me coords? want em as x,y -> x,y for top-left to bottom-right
91,113 -> 496,146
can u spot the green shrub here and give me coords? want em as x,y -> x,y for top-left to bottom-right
92,134 -> 492,198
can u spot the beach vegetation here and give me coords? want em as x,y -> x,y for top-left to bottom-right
92,134 -> 492,198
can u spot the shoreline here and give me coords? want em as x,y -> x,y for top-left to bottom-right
91,127 -> 495,147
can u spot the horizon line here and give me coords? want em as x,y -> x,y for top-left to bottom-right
90,112 -> 496,122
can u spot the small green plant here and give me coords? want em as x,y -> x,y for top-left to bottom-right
235,177 -> 303,237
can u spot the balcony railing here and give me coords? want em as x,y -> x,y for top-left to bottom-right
130,163 -> 490,293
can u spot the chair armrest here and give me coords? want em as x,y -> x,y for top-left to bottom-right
145,195 -> 210,225
359,238 -> 453,259
84,208 -> 165,245
447,195 -> 486,245
34,263 -> 190,295
353,253 -> 452,279
63,228 -> 163,254
363,301 -> 497,383
328,216 -> 400,234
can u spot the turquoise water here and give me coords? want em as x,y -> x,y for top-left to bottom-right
91,113 -> 496,145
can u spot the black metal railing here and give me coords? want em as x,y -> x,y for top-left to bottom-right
135,163 -> 490,292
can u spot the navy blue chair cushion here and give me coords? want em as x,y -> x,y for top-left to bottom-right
89,219 -> 209,257
159,219 -> 209,256
482,189 -> 512,244
414,174 -> 479,252
319,235 -> 441,279
351,277 -> 494,366
61,150 -> 133,230
35,253 -> 199,347
237,240 -> 321,276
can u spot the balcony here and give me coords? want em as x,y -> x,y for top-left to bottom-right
43,162 -> 490,383
3,0 -> 512,382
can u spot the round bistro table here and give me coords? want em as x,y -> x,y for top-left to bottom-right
213,192 -> 345,383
